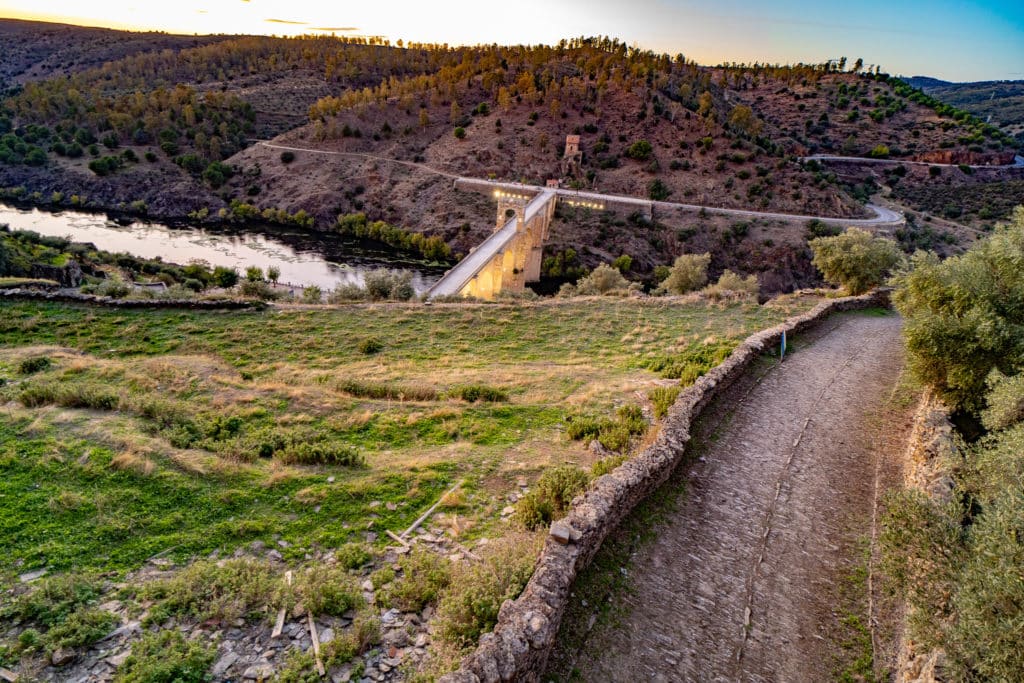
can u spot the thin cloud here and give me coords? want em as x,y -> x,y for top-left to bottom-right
265,18 -> 308,25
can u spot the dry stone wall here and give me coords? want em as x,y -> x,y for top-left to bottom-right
440,290 -> 892,683
894,392 -> 956,683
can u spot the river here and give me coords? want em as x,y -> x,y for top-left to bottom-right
0,203 -> 444,293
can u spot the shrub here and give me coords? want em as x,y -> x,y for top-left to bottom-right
377,549 -> 451,611
140,558 -> 278,624
809,228 -> 901,294
276,441 -> 364,467
335,543 -> 372,570
703,270 -> 760,300
868,144 -> 890,158
4,574 -> 105,627
565,415 -> 609,441
625,140 -> 653,160
301,285 -> 322,304
45,607 -> 117,650
284,565 -> 363,616
324,614 -> 381,665
337,379 -> 437,401
982,371 -> 1024,431
573,263 -> 630,296
96,278 -> 130,299
19,381 -> 120,410
239,280 -> 279,300
363,269 -> 415,301
18,356 -> 52,374
114,630 -> 215,683
611,254 -> 633,273
357,337 -> 383,355
245,266 -> 263,282
211,266 -> 238,288
657,253 -> 710,295
647,179 -> 671,201
453,127 -> 466,140
435,533 -> 543,648
591,454 -> 627,477
515,464 -> 591,530
648,385 -> 682,418
280,151 -> 295,164
892,207 -> 1024,409
451,384 -> 509,403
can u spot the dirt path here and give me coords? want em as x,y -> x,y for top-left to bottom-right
562,312 -> 908,683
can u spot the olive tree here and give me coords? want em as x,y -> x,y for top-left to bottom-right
809,227 -> 901,295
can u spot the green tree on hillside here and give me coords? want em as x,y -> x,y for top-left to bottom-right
809,228 -> 901,295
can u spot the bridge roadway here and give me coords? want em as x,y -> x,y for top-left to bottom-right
426,189 -> 555,298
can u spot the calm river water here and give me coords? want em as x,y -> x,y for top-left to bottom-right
0,203 -> 443,293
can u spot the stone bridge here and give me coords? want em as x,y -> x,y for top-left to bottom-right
426,180 -> 634,300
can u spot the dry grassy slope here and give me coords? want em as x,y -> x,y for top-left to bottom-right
735,72 -> 991,159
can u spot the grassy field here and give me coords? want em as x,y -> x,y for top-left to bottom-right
0,296 -> 820,587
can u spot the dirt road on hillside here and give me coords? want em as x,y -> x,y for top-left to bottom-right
556,312 -> 909,683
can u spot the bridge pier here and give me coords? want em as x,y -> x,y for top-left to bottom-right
428,188 -> 572,300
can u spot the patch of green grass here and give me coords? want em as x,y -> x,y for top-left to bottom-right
0,297 -> 814,595
114,629 -> 215,683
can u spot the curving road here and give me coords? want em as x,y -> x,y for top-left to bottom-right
803,153 -> 1024,169
552,312 -> 909,683
256,142 -> 905,227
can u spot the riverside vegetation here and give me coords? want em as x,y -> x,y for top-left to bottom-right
0,291 -> 821,678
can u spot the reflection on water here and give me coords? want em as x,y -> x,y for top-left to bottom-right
0,204 -> 443,293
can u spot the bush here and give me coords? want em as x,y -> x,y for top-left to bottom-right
515,464 -> 591,530
19,381 -> 120,411
434,533 -> 543,648
301,285 -> 322,304
572,263 -> 631,296
324,614 -> 380,665
647,179 -> 671,201
18,355 -> 52,374
703,270 -> 760,300
453,127 -> 466,139
245,266 -> 263,282
114,630 -> 215,683
4,574 -> 105,627
140,558 -> 278,624
280,151 -> 296,164
358,337 -> 383,355
45,607 -> 117,650
335,543 -> 372,570
211,266 -> 238,288
809,228 -> 901,295
648,385 -> 682,418
377,549 -> 451,611
657,253 -> 710,295
283,565 -> 362,616
892,207 -> 1024,410
276,441 -> 364,467
451,384 -> 508,403
363,269 -> 415,301
868,144 -> 890,158
625,140 -> 653,160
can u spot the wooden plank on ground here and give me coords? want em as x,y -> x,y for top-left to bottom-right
385,529 -> 410,548
308,611 -> 325,676
0,667 -> 19,682
271,570 -> 293,639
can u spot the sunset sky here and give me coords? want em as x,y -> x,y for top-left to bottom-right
1,0 -> 1022,82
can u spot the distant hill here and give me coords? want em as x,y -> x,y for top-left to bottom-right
906,75 -> 1024,136
0,19 -> 232,91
